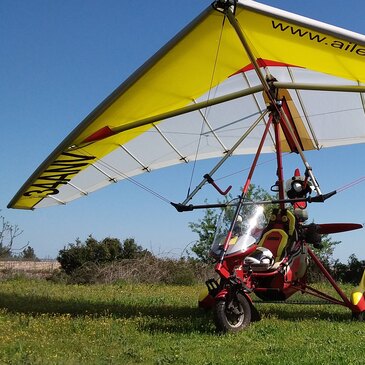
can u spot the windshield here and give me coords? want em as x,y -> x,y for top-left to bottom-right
210,199 -> 267,258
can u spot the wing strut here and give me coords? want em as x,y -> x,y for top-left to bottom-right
78,85 -> 264,147
273,82 -> 365,93
173,109 -> 269,208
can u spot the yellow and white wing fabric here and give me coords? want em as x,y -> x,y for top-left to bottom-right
8,0 -> 365,210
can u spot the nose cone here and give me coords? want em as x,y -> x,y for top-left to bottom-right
350,291 -> 365,307
350,269 -> 365,310
198,288 -> 214,310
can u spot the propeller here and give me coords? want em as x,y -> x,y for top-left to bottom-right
315,223 -> 363,234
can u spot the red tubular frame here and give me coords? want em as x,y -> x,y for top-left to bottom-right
242,114 -> 274,195
245,241 -> 361,310
250,245 -> 361,310
203,6 -> 365,322
213,94 -> 364,315
306,246 -> 357,310
215,114 -> 274,278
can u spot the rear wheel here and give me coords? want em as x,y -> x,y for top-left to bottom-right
213,292 -> 251,333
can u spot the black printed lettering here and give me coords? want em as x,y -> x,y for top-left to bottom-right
271,20 -> 365,57
24,188 -> 59,197
23,151 -> 96,197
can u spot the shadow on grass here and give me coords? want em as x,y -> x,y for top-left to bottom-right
0,291 -> 214,334
0,289 -> 353,334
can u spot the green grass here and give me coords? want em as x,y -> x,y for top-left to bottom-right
0,278 -> 364,364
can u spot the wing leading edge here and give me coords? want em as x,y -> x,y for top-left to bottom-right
8,0 -> 365,209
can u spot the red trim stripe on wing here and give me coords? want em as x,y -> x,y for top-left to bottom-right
230,58 -> 302,77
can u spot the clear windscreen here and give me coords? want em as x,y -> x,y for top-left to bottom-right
210,200 -> 267,258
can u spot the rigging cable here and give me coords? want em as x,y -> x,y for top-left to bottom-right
97,160 -> 171,204
329,174 -> 365,227
335,175 -> 365,193
75,147 -> 172,205
214,154 -> 290,182
186,14 -> 227,198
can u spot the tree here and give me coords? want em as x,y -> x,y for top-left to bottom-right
121,238 -> 150,259
188,205 -> 217,263
332,254 -> 365,285
311,233 -> 340,265
21,246 -> 38,260
345,254 -> 365,284
0,213 -> 24,259
306,233 -> 341,282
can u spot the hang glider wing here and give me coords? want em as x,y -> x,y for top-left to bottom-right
8,0 -> 365,210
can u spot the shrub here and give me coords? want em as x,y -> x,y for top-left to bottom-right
53,254 -> 215,286
57,236 -> 150,275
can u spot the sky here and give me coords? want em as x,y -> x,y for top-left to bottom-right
1,0 -> 365,261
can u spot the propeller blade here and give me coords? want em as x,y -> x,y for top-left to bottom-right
316,223 -> 363,234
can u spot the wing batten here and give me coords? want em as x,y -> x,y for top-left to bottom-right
91,164 -> 117,183
152,124 -> 189,163
47,195 -> 66,206
119,145 -> 151,173
195,103 -> 229,152
67,182 -> 88,196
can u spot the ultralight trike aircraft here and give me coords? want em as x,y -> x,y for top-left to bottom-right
8,0 -> 365,332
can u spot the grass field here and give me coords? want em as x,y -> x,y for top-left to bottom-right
0,277 -> 364,364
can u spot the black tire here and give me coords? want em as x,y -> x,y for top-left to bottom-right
352,311 -> 364,321
213,292 -> 251,333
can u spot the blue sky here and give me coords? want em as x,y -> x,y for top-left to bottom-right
1,0 -> 364,261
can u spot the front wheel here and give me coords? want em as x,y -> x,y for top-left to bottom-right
213,292 -> 251,333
